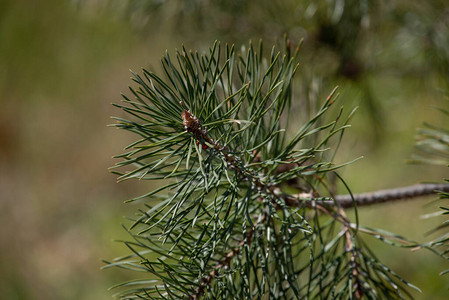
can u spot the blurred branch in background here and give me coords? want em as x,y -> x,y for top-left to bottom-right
411,99 -> 449,166
100,0 -> 449,144
410,94 -> 449,279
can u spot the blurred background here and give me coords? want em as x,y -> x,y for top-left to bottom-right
0,0 -> 448,299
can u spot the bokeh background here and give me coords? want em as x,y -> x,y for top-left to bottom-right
1,0 -> 448,299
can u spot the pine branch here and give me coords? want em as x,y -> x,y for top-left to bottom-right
181,109 -> 304,212
187,177 -> 437,299
260,183 -> 449,211
109,41 -> 425,299
273,158 -> 449,208
286,183 -> 449,208
180,119 -> 443,298
334,183 -> 449,207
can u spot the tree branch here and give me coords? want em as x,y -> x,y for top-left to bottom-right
287,183 -> 449,208
190,213 -> 266,299
183,110 -> 449,298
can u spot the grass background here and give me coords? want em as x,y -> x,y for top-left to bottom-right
0,0 -> 448,299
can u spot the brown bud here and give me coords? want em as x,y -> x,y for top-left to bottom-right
182,110 -> 202,133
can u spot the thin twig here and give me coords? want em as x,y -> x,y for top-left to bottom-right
190,214 -> 266,299
287,183 -> 449,208
337,207 -> 364,299
190,241 -> 244,299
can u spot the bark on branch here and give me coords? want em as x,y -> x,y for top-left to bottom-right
287,183 -> 449,209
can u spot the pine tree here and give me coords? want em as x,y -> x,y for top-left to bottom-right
102,40 -> 449,299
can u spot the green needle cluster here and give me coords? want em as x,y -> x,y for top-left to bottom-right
105,41 -> 423,299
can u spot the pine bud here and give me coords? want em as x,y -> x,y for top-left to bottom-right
182,110 -> 202,133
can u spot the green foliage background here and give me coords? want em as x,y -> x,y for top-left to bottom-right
0,0 -> 447,299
